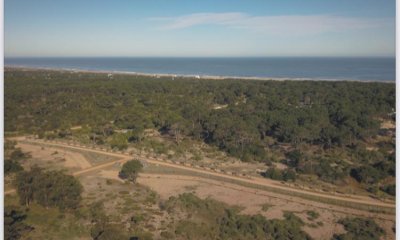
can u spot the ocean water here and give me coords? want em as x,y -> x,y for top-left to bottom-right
5,57 -> 395,81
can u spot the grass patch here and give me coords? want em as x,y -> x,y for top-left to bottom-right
261,203 -> 274,212
306,210 -> 320,221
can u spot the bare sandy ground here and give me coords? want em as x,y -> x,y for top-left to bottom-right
99,170 -> 124,182
380,120 -> 395,129
18,138 -> 395,209
17,142 -> 91,170
9,139 -> 396,239
99,171 -> 393,240
6,66 -> 393,83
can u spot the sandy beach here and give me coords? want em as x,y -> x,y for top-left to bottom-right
5,66 -> 393,83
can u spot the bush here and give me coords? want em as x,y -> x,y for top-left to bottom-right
350,166 -> 383,184
306,210 -> 320,221
380,184 -> 395,196
333,217 -> 385,240
109,134 -> 128,150
262,167 -> 296,182
4,207 -> 34,240
5,160 -> 23,174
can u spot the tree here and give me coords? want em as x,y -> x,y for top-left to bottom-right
15,167 -> 82,209
119,160 -> 143,183
34,171 -> 83,209
15,167 -> 41,207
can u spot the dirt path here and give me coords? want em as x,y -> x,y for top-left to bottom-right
9,138 -> 395,211
137,173 -> 394,221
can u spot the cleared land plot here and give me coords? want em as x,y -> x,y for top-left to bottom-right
8,139 -> 396,240
17,142 -> 91,173
18,139 -> 396,213
95,167 -> 395,240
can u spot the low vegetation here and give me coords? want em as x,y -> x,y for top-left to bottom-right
4,207 -> 34,240
163,193 -> 312,240
332,217 -> 385,240
262,167 -> 296,181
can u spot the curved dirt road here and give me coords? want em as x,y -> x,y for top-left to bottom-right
11,138 -> 394,212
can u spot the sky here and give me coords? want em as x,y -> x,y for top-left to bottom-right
5,0 -> 396,57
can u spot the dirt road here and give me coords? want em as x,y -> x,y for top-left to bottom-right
10,138 -> 394,211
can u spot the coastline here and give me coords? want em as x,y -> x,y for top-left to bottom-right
4,65 -> 394,83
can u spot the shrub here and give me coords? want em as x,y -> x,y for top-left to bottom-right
4,207 -> 34,240
380,184 -> 395,196
333,217 -> 385,240
262,167 -> 296,182
5,160 -> 23,174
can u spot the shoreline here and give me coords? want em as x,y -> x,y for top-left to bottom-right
5,65 -> 395,83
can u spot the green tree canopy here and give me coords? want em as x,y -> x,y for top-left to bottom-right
15,167 -> 83,209
119,160 -> 143,183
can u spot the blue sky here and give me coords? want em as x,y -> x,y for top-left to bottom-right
5,0 -> 395,57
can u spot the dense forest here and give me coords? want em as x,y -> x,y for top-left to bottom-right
4,68 -> 394,239
5,69 -> 395,188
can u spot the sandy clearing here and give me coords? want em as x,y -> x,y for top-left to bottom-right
135,173 -> 394,219
17,142 -> 92,170
135,173 -> 394,240
7,138 -> 396,239
99,170 -> 125,183
18,138 -> 395,210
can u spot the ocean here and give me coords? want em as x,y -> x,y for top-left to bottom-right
5,57 -> 395,82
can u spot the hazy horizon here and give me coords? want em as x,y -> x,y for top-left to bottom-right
5,56 -> 396,58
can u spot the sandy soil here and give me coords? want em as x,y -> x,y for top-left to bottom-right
99,170 -> 124,182
17,142 -> 91,170
84,168 -> 395,239
381,120 -> 395,129
9,138 -> 396,239
19,138 -> 395,209
126,172 -> 393,240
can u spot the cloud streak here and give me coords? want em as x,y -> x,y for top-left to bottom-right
150,12 -> 390,35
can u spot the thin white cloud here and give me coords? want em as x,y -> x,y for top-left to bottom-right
150,12 -> 390,35
149,12 -> 247,30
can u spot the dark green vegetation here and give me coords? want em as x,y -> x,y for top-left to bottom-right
4,207 -> 34,240
332,217 -> 385,240
5,69 -> 395,192
262,167 -> 296,181
4,141 -> 25,175
162,193 -> 311,240
15,167 -> 83,209
119,159 -> 144,183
